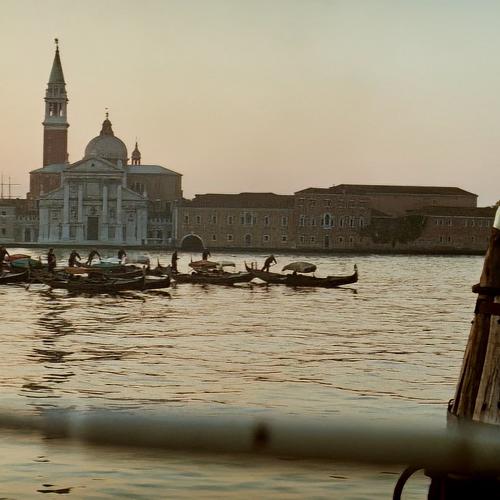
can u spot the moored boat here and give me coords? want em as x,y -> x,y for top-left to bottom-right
0,269 -> 30,284
249,264 -> 358,288
174,271 -> 253,285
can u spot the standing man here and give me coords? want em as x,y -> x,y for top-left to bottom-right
0,246 -> 9,268
47,248 -> 57,273
202,248 -> 211,260
171,250 -> 179,273
261,255 -> 277,272
86,249 -> 101,266
68,250 -> 81,267
118,248 -> 127,262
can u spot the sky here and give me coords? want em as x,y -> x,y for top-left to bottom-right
0,0 -> 499,205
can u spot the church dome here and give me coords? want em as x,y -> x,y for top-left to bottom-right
84,115 -> 128,164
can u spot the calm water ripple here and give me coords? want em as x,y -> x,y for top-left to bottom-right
0,249 -> 484,498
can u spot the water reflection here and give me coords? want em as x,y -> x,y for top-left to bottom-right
22,294 -> 76,407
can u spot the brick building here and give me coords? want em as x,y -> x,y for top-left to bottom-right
177,193 -> 295,250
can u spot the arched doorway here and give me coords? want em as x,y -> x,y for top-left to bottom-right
180,233 -> 205,251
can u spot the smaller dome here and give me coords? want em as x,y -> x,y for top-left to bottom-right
84,115 -> 128,164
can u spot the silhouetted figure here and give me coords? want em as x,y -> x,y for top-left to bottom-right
0,246 -> 9,267
47,248 -> 57,273
261,255 -> 277,272
118,248 -> 127,261
86,249 -> 101,265
171,251 -> 179,273
202,248 -> 211,260
68,250 -> 81,267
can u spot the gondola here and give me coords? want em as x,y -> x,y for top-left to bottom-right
173,271 -> 253,285
284,265 -> 358,288
40,274 -> 170,293
0,269 -> 30,284
249,264 -> 358,288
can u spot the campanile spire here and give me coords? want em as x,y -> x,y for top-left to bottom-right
42,38 -> 69,166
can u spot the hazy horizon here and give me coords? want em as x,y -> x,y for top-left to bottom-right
0,0 -> 498,205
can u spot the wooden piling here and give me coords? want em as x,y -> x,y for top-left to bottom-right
450,209 -> 500,422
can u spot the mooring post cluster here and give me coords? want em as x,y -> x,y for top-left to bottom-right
428,207 -> 500,498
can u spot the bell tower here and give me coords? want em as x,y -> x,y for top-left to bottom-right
42,38 -> 69,166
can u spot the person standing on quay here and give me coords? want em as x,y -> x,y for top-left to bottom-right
262,255 -> 277,272
118,248 -> 127,262
47,248 -> 57,273
171,250 -> 179,273
202,248 -> 211,260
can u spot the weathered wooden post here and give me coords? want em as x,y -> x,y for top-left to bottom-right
428,207 -> 500,497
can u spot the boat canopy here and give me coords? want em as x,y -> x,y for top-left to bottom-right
282,262 -> 317,273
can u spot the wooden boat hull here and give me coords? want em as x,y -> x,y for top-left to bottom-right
44,274 -> 171,293
0,269 -> 30,284
174,272 -> 253,285
285,268 -> 358,288
251,266 -> 358,288
248,269 -> 287,284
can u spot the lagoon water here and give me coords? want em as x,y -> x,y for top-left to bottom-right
0,249 -> 484,498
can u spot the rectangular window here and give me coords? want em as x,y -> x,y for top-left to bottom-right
281,216 -> 288,226
311,217 -> 316,226
228,215 -> 234,225
309,199 -> 316,207
0,211 -> 6,216
212,234 -> 217,241
196,215 -> 201,224
211,215 -> 217,224
299,235 -> 305,243
310,236 -> 315,243
264,216 -> 270,226
298,198 -> 305,206
184,215 -> 189,224
263,234 -> 270,242
299,215 -> 305,226
281,235 -> 287,242
325,199 -> 332,207
0,228 -> 5,235
227,234 -> 233,241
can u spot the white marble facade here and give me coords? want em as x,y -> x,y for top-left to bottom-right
38,157 -> 148,245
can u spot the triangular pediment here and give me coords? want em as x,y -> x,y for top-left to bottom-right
67,156 -> 123,173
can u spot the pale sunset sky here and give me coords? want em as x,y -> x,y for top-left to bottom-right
0,0 -> 499,205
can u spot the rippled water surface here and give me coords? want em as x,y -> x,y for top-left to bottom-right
0,249 -> 484,498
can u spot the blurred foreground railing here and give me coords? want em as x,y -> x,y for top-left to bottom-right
0,410 -> 499,474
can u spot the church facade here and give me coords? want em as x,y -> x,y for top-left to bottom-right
27,41 -> 182,245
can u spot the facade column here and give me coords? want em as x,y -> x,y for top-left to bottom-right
100,184 -> 108,241
62,181 -> 70,239
76,183 -> 84,242
115,184 -> 123,242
